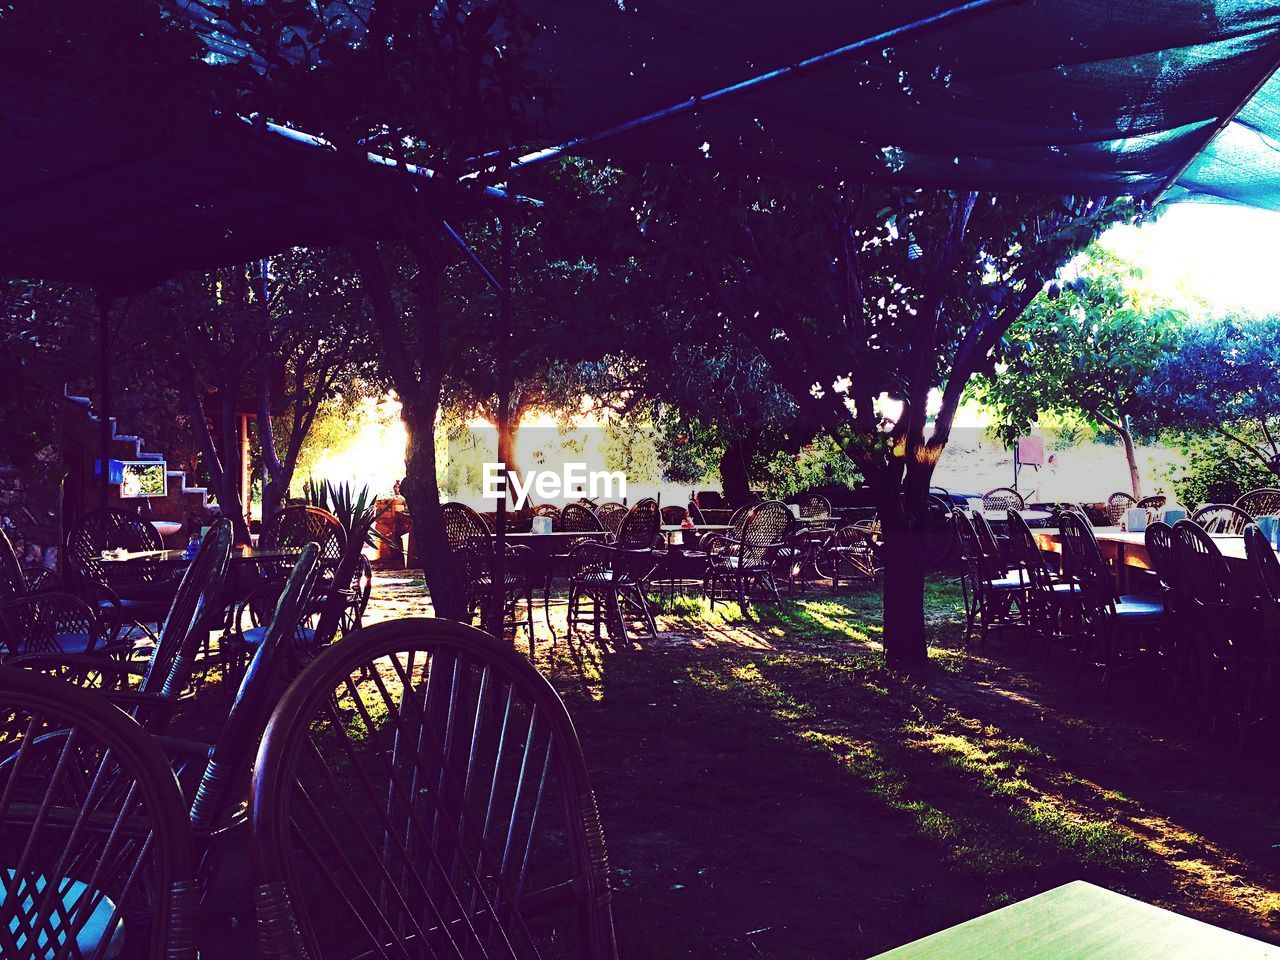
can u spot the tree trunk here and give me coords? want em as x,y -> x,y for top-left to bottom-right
1119,417 -> 1142,500
875,478 -> 930,671
496,413 -> 523,508
401,399 -> 467,621
719,437 -> 753,506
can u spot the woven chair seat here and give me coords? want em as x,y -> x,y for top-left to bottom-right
0,870 -> 125,959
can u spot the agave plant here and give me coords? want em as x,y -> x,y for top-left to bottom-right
301,477 -> 391,549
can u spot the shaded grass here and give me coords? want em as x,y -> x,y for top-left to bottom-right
546,576 -> 1280,958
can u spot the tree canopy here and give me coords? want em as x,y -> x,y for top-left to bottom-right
970,248 -> 1181,498
1143,314 -> 1280,477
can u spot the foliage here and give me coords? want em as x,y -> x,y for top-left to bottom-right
600,411 -> 661,487
301,477 -> 386,548
634,171 -> 1139,664
969,248 -> 1181,445
758,435 -> 861,501
1162,431 -> 1277,508
1141,315 -> 1280,474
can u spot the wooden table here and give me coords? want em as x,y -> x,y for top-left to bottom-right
1034,526 -> 1250,591
868,880 -> 1280,959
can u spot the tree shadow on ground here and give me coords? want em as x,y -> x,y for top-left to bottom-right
551,580 -> 1280,959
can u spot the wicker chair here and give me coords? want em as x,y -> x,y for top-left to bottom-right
442,502 -> 534,646
259,505 -> 346,589
982,487 -> 1025,513
0,528 -> 121,657
953,510 -> 1027,645
1137,494 -> 1167,513
1006,510 -> 1077,648
1236,488 -> 1280,518
12,521 -> 234,734
66,508 -> 178,631
1191,503 -> 1253,535
1173,519 -> 1257,733
567,499 -> 663,640
249,618 -> 618,960
1104,492 -> 1137,526
795,493 -> 833,521
595,502 -> 628,539
1059,511 -> 1164,690
660,505 -> 688,526
704,500 -> 791,615
0,668 -> 199,960
166,544 -> 321,888
561,503 -> 605,534
1245,523 -> 1280,604
817,524 -> 880,588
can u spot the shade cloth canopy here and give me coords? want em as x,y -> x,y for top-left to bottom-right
513,0 -> 1280,200
5,0 -> 1280,294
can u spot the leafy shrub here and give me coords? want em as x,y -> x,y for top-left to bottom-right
1162,432 -> 1278,507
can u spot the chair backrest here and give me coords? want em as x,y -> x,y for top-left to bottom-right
66,509 -> 163,582
311,511 -> 378,650
615,499 -> 660,549
737,501 -> 791,566
441,503 -> 495,585
1005,510 -> 1050,588
1104,492 -> 1136,526
687,501 -> 707,525
1144,521 -> 1182,591
1058,511 -> 1112,600
796,493 -> 832,519
1244,523 -> 1280,605
1191,503 -> 1253,536
659,505 -> 687,526
560,503 -> 603,534
970,512 -> 1005,572
1236,488 -> 1280,518
249,618 -> 618,960
951,509 -> 982,566
141,520 -> 233,705
1172,519 -> 1234,607
595,503 -> 627,538
259,506 -> 346,581
727,506 -> 750,539
1137,494 -> 1167,513
982,487 -> 1024,513
0,668 -> 198,960
192,545 -> 320,842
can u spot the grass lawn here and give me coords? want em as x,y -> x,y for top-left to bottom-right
524,578 -> 1280,958
196,571 -> 1280,957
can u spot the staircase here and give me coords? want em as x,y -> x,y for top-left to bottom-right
64,388 -> 213,534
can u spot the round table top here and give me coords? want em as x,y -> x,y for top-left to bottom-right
99,545 -> 301,563
981,508 -> 1054,523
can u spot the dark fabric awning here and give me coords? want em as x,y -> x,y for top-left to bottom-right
514,0 -> 1280,197
6,1 -> 1280,296
0,84 -> 360,294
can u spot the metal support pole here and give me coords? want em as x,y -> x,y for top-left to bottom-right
491,215 -> 512,635
96,294 -> 112,509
